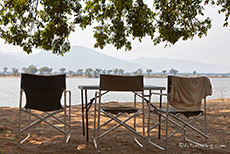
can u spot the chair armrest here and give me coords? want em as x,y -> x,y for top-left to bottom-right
151,92 -> 167,96
64,90 -> 71,107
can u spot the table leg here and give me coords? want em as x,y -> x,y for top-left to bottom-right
85,89 -> 89,142
81,89 -> 85,136
142,91 -> 145,137
158,90 -> 162,139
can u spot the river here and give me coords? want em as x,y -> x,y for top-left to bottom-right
0,77 -> 229,107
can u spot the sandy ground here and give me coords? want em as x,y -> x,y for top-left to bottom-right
0,98 -> 229,154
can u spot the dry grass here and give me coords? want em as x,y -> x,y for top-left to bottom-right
0,99 -> 229,154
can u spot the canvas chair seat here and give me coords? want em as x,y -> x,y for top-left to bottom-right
102,107 -> 139,115
147,76 -> 212,153
18,73 -> 71,145
93,75 -> 146,149
154,108 -> 203,118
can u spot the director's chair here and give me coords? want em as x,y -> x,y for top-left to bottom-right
147,76 -> 212,153
18,73 -> 71,145
93,75 -> 146,149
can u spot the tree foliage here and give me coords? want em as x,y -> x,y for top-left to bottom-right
85,68 -> 93,77
146,69 -> 152,76
0,0 -> 229,55
0,0 -> 80,55
3,67 -> 7,74
12,67 -> 19,76
76,68 -> 83,76
169,68 -> 178,75
59,67 -> 66,73
39,66 -> 52,74
22,65 -> 38,74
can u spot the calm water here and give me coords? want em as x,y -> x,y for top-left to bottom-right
0,78 -> 229,107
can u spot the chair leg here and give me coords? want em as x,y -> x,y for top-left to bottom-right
19,109 -> 32,145
147,112 -> 164,150
164,112 -> 209,147
133,92 -> 144,148
159,90 -> 163,139
18,104 -> 22,146
18,91 -> 71,145
64,107 -> 71,144
67,92 -> 71,143
64,91 -> 67,144
169,113 -> 208,138
93,92 -> 99,149
18,90 -> 23,146
164,100 -> 170,154
94,91 -> 146,149
18,110 -> 22,146
147,98 -> 165,150
64,90 -> 71,144
204,97 -> 207,144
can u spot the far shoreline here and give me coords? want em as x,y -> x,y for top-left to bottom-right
0,74 -> 230,78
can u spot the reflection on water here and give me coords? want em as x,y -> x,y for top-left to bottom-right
0,77 -> 229,107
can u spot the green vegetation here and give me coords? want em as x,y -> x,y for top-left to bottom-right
22,65 -> 38,74
0,0 -> 229,55
0,66 -> 229,78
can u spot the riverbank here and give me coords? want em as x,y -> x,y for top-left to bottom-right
0,99 -> 229,154
0,74 -> 230,78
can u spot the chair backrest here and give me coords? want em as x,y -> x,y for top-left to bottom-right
99,75 -> 143,91
167,76 -> 212,111
21,73 -> 66,111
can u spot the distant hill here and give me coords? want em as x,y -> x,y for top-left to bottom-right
128,57 -> 230,73
0,45 -> 230,73
0,46 -> 144,72
0,53 -> 27,69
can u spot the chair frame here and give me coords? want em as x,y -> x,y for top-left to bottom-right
147,76 -> 211,153
18,74 -> 71,145
93,75 -> 146,149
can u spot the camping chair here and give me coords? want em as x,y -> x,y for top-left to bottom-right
18,73 -> 71,145
147,76 -> 212,153
93,75 -> 146,149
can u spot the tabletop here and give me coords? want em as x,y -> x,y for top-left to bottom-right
78,85 -> 166,90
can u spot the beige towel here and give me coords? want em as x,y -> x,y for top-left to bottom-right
169,76 -> 212,111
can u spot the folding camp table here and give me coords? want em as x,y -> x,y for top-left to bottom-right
78,84 -> 166,142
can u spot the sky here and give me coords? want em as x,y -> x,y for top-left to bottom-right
0,4 -> 230,67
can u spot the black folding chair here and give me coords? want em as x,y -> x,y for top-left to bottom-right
18,73 -> 71,145
147,76 -> 212,153
93,75 -> 146,149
